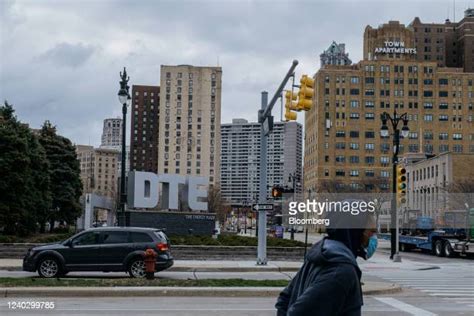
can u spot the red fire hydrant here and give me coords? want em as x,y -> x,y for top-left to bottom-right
144,248 -> 157,280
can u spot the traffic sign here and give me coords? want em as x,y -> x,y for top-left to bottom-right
253,204 -> 274,211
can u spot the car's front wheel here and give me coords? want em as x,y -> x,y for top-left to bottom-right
128,258 -> 146,278
37,257 -> 61,278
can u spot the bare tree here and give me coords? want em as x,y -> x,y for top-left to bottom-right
207,185 -> 224,214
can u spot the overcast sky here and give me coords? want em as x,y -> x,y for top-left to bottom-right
1,0 -> 471,146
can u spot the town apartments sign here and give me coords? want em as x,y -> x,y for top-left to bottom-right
375,41 -> 417,55
127,171 -> 208,211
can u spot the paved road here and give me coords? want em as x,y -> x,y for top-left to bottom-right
1,293 -> 472,315
362,256 -> 474,312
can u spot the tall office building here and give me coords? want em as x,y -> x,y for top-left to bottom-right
220,119 -> 303,206
100,117 -> 129,173
304,20 -> 474,194
158,65 -> 222,185
364,10 -> 474,72
409,9 -> 474,72
101,118 -> 122,147
130,85 -> 160,173
320,41 -> 352,66
76,145 -> 118,200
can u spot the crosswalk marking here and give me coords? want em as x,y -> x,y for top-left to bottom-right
364,262 -> 474,309
374,297 -> 437,316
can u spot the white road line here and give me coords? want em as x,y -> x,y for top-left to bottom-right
375,297 -> 437,316
430,293 -> 474,296
421,290 -> 474,292
412,286 -> 474,288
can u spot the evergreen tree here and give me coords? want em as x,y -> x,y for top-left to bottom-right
0,101 -> 51,235
39,121 -> 82,231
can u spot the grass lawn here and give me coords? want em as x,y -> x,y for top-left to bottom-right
0,277 -> 289,287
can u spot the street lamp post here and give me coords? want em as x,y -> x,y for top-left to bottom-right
304,188 -> 311,258
288,173 -> 300,240
118,67 -> 131,227
380,109 -> 409,262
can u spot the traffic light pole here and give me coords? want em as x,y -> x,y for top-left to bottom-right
257,91 -> 268,265
391,129 -> 401,262
382,110 -> 408,263
257,60 -> 299,265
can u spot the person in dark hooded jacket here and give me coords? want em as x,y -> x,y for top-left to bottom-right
275,212 -> 377,316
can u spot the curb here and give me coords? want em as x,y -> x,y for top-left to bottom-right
0,283 -> 401,297
0,266 -> 301,273
170,267 -> 300,272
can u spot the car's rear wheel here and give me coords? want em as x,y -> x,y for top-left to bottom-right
38,257 -> 61,278
128,258 -> 146,278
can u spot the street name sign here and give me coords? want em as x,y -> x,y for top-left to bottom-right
253,204 -> 274,211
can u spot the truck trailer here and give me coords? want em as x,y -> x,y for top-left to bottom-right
379,208 -> 474,257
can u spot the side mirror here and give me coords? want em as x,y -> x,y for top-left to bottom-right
65,240 -> 73,247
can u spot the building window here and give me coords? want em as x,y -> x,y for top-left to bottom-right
439,144 -> 449,152
424,114 -> 433,121
350,76 -> 359,84
349,156 -> 359,163
349,143 -> 359,150
349,170 -> 359,177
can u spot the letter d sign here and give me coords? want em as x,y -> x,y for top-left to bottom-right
128,171 -> 159,208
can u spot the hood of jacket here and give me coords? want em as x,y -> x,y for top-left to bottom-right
306,237 -> 361,277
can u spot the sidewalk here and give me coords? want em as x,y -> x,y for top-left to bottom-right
0,258 -> 403,297
0,281 -> 401,297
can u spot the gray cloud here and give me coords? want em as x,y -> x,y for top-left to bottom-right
0,0 -> 471,146
37,42 -> 96,67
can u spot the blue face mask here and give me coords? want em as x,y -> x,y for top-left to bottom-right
365,235 -> 378,259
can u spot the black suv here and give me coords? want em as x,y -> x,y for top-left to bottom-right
23,227 -> 173,278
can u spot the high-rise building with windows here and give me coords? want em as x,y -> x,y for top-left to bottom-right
100,117 -> 129,173
158,65 -> 222,186
76,145 -> 118,200
220,119 -> 303,206
304,20 -> 474,194
320,41 -> 352,66
101,118 -> 122,148
130,85 -> 160,173
409,9 -> 474,72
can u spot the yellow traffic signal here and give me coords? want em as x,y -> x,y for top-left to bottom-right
284,90 -> 298,121
397,166 -> 407,204
296,75 -> 314,111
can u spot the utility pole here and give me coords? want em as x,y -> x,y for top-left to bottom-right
257,60 -> 299,265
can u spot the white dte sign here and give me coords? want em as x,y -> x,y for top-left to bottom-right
127,171 -> 208,211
